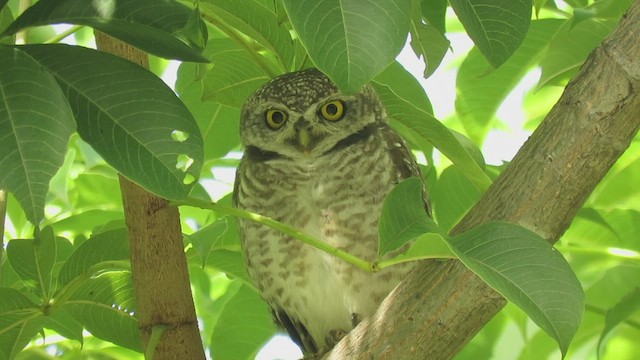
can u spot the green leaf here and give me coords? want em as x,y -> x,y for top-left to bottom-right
409,21 -> 450,78
210,282 -> 277,360
58,227 -> 130,287
539,19 -> 617,87
183,6 -> 208,50
450,0 -> 532,68
51,210 -> 124,236
200,38 -> 271,108
176,61 -> 241,160
19,44 -> 204,200
597,287 -> 640,358
0,46 -> 76,225
283,0 -> 412,93
378,177 -> 438,258
189,217 -> 240,266
2,0 -> 207,62
432,165 -> 483,232
207,249 -> 251,285
0,288 -> 45,360
449,222 -> 584,356
456,19 -> 563,143
388,232 -> 455,265
46,308 -> 84,343
571,0 -> 632,26
63,271 -> 142,352
421,0 -> 447,34
591,157 -> 640,210
200,0 -> 294,70
374,61 -> 433,115
75,171 -> 122,209
6,227 -> 57,298
371,82 -> 492,191
0,3 -> 14,45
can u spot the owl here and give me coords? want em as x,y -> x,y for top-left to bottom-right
233,68 -> 430,356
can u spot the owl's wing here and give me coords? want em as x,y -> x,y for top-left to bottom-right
272,308 -> 319,355
380,123 -> 432,217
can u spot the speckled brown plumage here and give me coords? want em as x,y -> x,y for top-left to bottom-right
233,68 -> 429,355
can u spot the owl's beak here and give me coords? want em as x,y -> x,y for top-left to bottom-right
298,128 -> 312,150
295,119 -> 313,152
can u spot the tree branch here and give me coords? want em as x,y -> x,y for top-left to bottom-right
325,1 -> 640,359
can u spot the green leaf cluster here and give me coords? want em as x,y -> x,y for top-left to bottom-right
1,225 -> 139,359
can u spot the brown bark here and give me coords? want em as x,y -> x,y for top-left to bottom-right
94,33 -> 205,360
325,1 -> 640,359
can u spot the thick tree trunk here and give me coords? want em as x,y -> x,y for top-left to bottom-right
325,1 -> 640,359
94,33 -> 205,360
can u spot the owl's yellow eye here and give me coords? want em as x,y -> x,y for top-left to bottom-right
319,100 -> 345,121
265,109 -> 288,129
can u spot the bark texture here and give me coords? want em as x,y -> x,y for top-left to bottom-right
325,1 -> 640,359
94,33 -> 205,360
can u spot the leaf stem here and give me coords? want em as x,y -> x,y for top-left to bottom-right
174,197 -> 375,272
146,324 -> 170,360
45,25 -> 83,44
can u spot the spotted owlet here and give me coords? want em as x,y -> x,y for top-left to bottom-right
234,68 -> 430,356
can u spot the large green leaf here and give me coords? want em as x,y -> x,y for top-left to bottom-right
210,282 -> 277,360
0,46 -> 76,224
2,0 -> 207,62
6,227 -> 57,298
421,0 -> 447,34
372,82 -> 492,191
378,177 -> 438,258
176,60 -> 241,160
207,249 -> 252,285
283,0 -> 412,93
0,288 -> 45,360
63,271 -> 142,352
57,227 -> 130,287
450,0 -> 532,68
374,61 -> 433,115
19,44 -> 204,200
189,217 -> 240,267
539,18 -> 617,87
590,157 -> 640,210
456,19 -> 563,143
449,222 -> 584,356
200,38 -> 271,108
45,308 -> 84,343
200,0 -> 295,70
432,165 -> 483,232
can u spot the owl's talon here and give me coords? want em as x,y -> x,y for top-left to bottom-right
326,328 -> 348,348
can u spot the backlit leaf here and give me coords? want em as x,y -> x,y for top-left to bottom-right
283,0 -> 412,93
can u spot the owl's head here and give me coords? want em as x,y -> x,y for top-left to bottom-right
240,69 -> 385,160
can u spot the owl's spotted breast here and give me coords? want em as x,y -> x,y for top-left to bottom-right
236,124 -> 421,354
